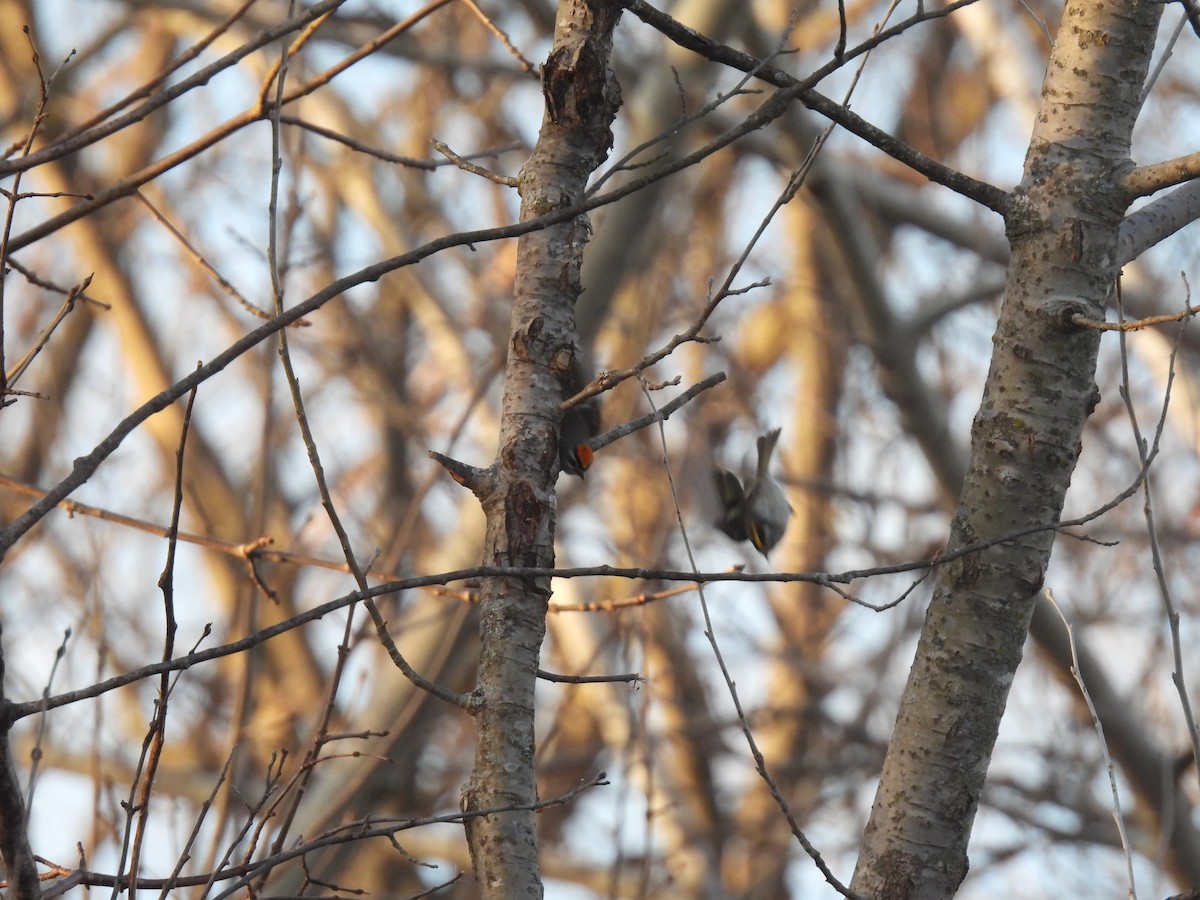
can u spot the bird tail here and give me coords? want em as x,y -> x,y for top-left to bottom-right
756,428 -> 781,479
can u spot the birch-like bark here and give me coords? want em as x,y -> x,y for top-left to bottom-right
852,0 -> 1162,895
460,2 -> 621,896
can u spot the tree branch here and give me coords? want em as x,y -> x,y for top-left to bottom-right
615,0 -> 1009,212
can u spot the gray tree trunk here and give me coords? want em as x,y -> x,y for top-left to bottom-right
461,2 -> 622,896
852,0 -> 1163,895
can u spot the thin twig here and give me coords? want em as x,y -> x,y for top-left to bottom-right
5,0 -> 456,252
1141,11 -> 1187,103
1071,302 -> 1200,331
5,259 -> 109,309
55,0 -> 259,144
121,377 -> 197,899
42,774 -> 606,898
4,274 -> 94,388
4,84 -> 887,557
0,1 -> 347,180
1016,0 -> 1054,46
431,138 -> 519,185
616,0 -> 1008,212
282,114 -> 435,167
134,191 -> 278,322
155,749 -> 236,900
0,29 -> 74,402
0,32 -> 73,900
1043,589 -> 1137,899
259,29 -> 468,885
2,480 -> 1171,728
286,113 -> 522,167
835,0 -> 848,59
1115,279 -> 1200,801
24,628 -> 71,817
586,20 -> 797,198
547,579 -> 703,612
195,751 -> 287,899
459,0 -> 539,73
536,669 -> 642,684
640,378 -> 860,898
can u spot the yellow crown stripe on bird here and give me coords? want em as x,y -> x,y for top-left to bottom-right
713,428 -> 792,558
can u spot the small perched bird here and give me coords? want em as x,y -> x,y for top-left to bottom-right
714,428 -> 792,557
559,356 -> 601,479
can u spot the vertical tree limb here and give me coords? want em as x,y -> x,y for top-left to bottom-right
852,0 -> 1163,894
461,2 -> 622,896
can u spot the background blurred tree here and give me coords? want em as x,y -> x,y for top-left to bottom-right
0,0 -> 1197,897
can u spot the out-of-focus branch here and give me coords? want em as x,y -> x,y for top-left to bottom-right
5,489 -> 1164,725
1117,179 -> 1200,264
37,773 -> 607,899
0,0 -> 348,179
6,0 -> 453,252
616,0 -> 1010,212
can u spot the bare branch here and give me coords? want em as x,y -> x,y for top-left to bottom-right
615,0 -> 1009,212
0,0 -> 348,180
1121,150 -> 1200,201
431,139 -> 519,186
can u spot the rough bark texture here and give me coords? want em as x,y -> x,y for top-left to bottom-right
461,2 -> 621,896
851,0 -> 1163,896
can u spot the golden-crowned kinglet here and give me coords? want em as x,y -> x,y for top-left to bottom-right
559,357 -> 601,479
713,428 -> 792,557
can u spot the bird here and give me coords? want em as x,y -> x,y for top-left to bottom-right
713,428 -> 792,557
559,356 -> 600,479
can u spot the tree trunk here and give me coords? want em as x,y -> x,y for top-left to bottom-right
461,2 -> 622,896
852,0 -> 1162,894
